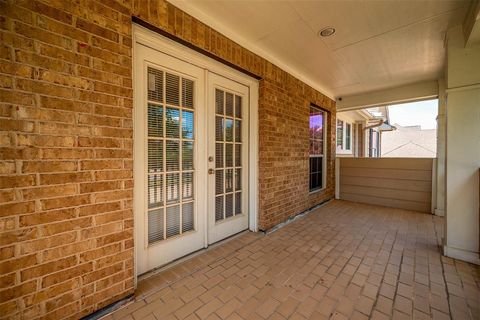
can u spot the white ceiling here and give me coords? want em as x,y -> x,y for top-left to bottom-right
170,0 -> 470,99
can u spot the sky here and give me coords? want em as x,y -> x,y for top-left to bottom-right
388,99 -> 438,130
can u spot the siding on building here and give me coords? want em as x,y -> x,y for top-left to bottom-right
0,1 -> 335,319
339,157 -> 433,213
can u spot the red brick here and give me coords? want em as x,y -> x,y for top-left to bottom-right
14,21 -> 73,50
78,201 -> 122,216
76,18 -> 119,42
22,184 -> 77,200
23,278 -> 80,307
0,254 -> 37,274
41,194 -> 91,210
0,175 -> 36,189
21,256 -> 78,281
0,161 -> 15,174
0,227 -> 37,246
18,1 -> 73,24
40,96 -> 92,113
40,172 -> 92,185
19,232 -> 77,255
22,160 -> 78,173
42,263 -> 93,288
19,208 -> 76,226
0,119 -> 34,132
17,134 -> 76,147
39,217 -> 92,236
0,280 -> 37,303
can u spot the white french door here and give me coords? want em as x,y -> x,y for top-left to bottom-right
134,44 -> 207,275
135,41 -> 253,276
207,73 -> 249,244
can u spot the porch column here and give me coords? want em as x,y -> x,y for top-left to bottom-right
443,25 -> 480,264
435,78 -> 446,217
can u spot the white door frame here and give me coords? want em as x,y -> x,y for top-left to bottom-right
133,24 -> 259,285
134,45 -> 208,275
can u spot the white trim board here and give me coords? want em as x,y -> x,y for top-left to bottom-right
337,80 -> 439,111
444,245 -> 480,265
132,24 -> 260,284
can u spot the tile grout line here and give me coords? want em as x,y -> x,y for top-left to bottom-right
105,231 -> 265,319
432,214 -> 455,319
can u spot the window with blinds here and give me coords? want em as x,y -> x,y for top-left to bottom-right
147,66 -> 195,244
309,105 -> 326,191
215,89 -> 243,222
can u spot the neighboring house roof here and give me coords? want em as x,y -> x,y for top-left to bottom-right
381,124 -> 436,158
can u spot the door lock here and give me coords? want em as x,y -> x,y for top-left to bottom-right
208,169 -> 215,175
208,156 -> 214,162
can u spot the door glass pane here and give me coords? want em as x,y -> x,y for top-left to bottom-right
166,205 -> 180,238
148,105 -> 163,137
235,95 -> 242,118
225,119 -> 233,142
182,172 -> 193,199
235,168 -> 241,191
182,78 -> 194,109
148,208 -> 164,244
166,140 -> 179,171
215,196 -> 224,221
166,73 -> 180,106
235,120 -> 241,142
166,173 -> 180,203
182,202 -> 194,232
225,193 -> 233,218
235,144 -> 241,167
182,141 -> 193,170
182,110 -> 194,139
166,108 -> 180,138
215,170 -> 223,195
146,66 -> 196,245
216,143 -> 223,168
225,169 -> 234,193
235,192 -> 241,215
225,144 -> 233,167
148,67 -> 163,102
216,117 -> 224,141
215,89 -> 224,114
148,174 -> 163,208
225,92 -> 234,117
148,140 -> 163,173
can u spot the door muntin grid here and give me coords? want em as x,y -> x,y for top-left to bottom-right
147,66 -> 196,245
215,88 -> 243,222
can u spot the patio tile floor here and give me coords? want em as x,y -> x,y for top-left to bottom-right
105,200 -> 480,320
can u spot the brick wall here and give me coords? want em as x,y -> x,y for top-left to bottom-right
0,0 -> 335,319
258,81 -> 336,229
0,1 -> 134,318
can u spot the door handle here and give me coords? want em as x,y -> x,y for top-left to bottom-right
208,169 -> 215,175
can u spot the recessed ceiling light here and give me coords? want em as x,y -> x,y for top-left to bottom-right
318,27 -> 336,37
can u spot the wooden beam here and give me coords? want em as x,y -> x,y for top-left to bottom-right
336,80 -> 439,111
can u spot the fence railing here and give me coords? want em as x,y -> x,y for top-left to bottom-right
336,157 -> 434,213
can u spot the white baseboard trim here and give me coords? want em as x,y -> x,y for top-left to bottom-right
434,208 -> 445,216
443,245 -> 480,265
